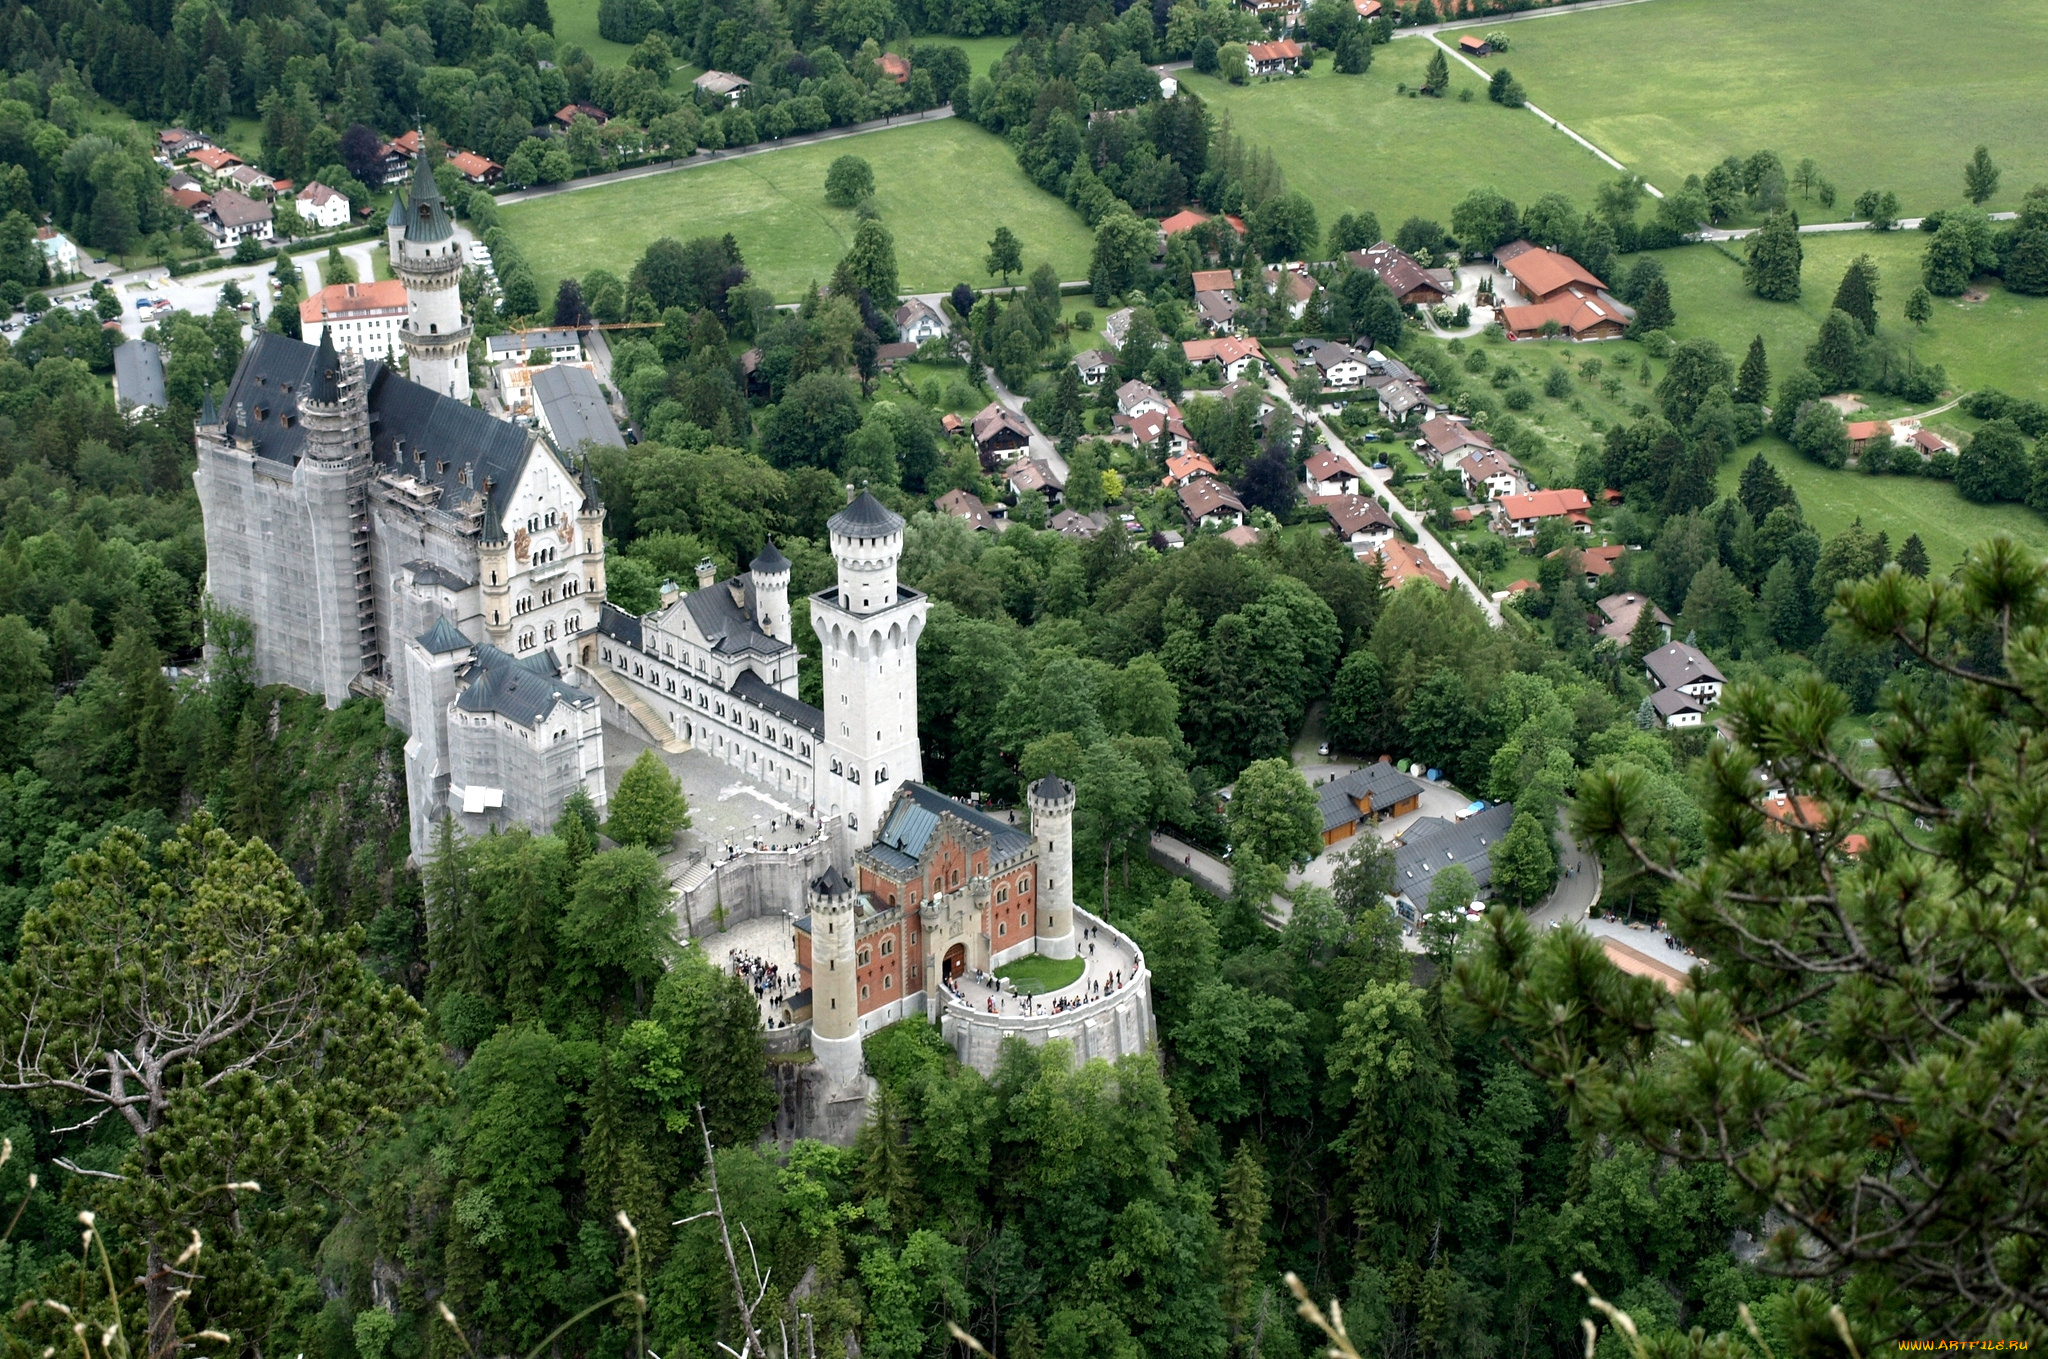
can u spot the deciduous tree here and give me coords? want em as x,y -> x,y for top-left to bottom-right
605,748 -> 691,849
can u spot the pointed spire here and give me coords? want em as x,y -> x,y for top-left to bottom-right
386,185 -> 408,230
578,458 -> 599,511
751,537 -> 790,575
308,327 -> 340,404
200,385 -> 219,426
404,151 -> 453,244
480,490 -> 507,545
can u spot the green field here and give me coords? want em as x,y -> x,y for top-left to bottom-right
551,0 -> 642,65
995,954 -> 1086,995
1712,438 -> 2048,572
1647,233 -> 2048,412
1444,0 -> 2048,219
1177,58 -> 1620,237
498,117 -> 1096,299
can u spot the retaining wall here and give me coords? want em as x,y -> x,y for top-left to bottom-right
937,910 -> 1155,1076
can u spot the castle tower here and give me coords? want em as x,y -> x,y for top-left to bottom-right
1028,776 -> 1077,960
478,494 -> 512,643
298,328 -> 380,704
751,538 -> 791,647
807,865 -> 862,1085
810,492 -> 927,842
576,461 -> 607,653
384,185 -> 407,262
393,155 -> 471,400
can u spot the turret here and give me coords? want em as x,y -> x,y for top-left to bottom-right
827,490 -> 903,615
296,327 -> 379,705
576,460 -> 606,606
1028,776 -> 1077,960
384,186 -> 407,262
806,865 -> 861,1086
393,154 -> 471,401
478,493 -> 512,639
750,537 -> 791,645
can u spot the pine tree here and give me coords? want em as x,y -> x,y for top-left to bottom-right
1744,208 -> 1803,301
1737,451 -> 1797,521
555,785 -> 600,867
1897,533 -> 1930,578
1805,308 -> 1866,392
1626,274 -> 1673,335
1831,254 -> 1881,334
1904,285 -> 1934,327
1964,145 -> 2000,205
1220,1141 -> 1271,1346
1735,334 -> 1770,406
1423,48 -> 1450,95
1626,596 -> 1667,662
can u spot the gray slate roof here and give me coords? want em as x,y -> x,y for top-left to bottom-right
830,490 -> 905,537
867,783 -> 1032,877
416,616 -> 473,653
404,560 -> 475,590
597,601 -> 642,648
751,538 -> 790,573
1316,762 -> 1426,832
402,153 -> 452,244
679,575 -> 782,657
219,331 -> 535,517
113,340 -> 166,411
456,644 -> 593,727
531,363 -> 624,452
1645,641 -> 1726,690
487,329 -> 582,355
1392,802 -> 1516,907
731,669 -> 823,736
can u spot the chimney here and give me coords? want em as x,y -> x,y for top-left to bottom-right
695,558 -> 716,591
659,578 -> 680,607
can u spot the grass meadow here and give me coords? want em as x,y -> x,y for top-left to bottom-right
1176,57 -> 1620,237
1443,0 -> 2048,220
497,117 -> 1096,299
550,0 -> 643,66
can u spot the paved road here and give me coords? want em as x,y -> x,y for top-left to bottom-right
1266,373 -> 1501,624
983,367 -> 1071,484
1427,33 -> 1657,195
493,106 -> 957,206
1699,211 -> 2017,242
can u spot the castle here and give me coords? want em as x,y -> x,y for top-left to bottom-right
194,157 -> 1152,1078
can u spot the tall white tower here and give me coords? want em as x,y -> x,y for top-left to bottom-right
810,491 -> 926,842
1028,776 -> 1077,960
807,865 -> 861,1086
392,155 -> 471,400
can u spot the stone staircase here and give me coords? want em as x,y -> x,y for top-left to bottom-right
584,665 -> 691,754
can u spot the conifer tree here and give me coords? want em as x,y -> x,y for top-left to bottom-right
1625,274 -> 1673,335
1220,1142 -> 1271,1346
1831,254 -> 1881,334
1422,48 -> 1450,95
1626,596 -> 1667,662
1805,308 -> 1866,392
1896,532 -> 1930,577
1964,144 -> 2000,205
1737,450 -> 1796,521
1734,334 -> 1770,406
1743,208 -> 1803,300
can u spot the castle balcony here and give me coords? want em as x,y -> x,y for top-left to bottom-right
935,908 -> 1154,1077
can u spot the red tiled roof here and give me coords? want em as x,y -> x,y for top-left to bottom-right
300,279 -> 409,323
1845,419 -> 1892,442
389,129 -> 422,155
1247,39 -> 1304,61
1374,538 -> 1449,590
1191,268 -> 1235,292
1305,450 -> 1354,482
1500,488 -> 1592,522
877,53 -> 911,82
1502,246 -> 1606,299
166,188 -> 211,212
1501,287 -> 1628,337
1458,34 -> 1488,52
187,147 -> 243,171
1166,452 -> 1217,481
1160,209 -> 1211,235
447,150 -> 501,178
1183,335 -> 1261,366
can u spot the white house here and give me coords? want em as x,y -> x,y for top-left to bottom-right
1116,379 -> 1171,419
296,182 -> 352,231
298,281 -> 409,364
1644,641 -> 1725,705
893,298 -> 950,345
1304,449 -> 1359,497
1458,448 -> 1526,500
1303,340 -> 1371,390
35,227 -> 78,276
1071,349 -> 1115,384
1649,688 -> 1709,729
486,329 -> 586,366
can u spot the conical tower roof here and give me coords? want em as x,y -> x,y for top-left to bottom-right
386,185 -> 408,229
403,152 -> 453,244
751,537 -> 790,574
578,458 -> 599,511
828,489 -> 905,537
199,386 -> 218,425
308,326 -> 341,404
479,490 -> 507,545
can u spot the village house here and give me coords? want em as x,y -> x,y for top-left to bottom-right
876,53 -> 911,83
1117,379 -> 1173,419
1299,339 -> 1372,390
1500,286 -> 1633,341
1222,525 -> 1262,549
1458,448 -> 1526,500
694,70 -> 751,103
1458,34 -> 1492,55
1304,449 -> 1359,497
1416,414 -> 1495,467
166,185 -> 212,218
1911,427 -> 1952,457
299,280 -> 409,363
1497,487 -> 1592,537
1071,349 -> 1115,384
1117,408 -> 1196,457
971,403 -> 1033,463
486,329 -> 585,366
1638,642 -> 1720,716
497,359 -> 599,413
1594,592 -> 1671,647
373,130 -> 421,184
1007,459 -> 1064,507
226,164 -> 275,194
1101,306 -> 1135,348
1194,290 -> 1239,334
1246,39 -> 1305,75
1182,336 -> 1263,382
1378,379 -> 1430,423
554,102 -> 609,128
1390,803 -> 1515,920
1151,529 -> 1186,551
1191,268 -> 1235,295
1165,451 -> 1219,486
1179,475 -> 1246,530
208,188 -> 273,245
936,488 -> 1001,531
875,341 -> 917,372
1374,537 -> 1449,591
35,226 -> 78,275
894,298 -> 950,345
1562,543 -> 1629,587
1263,263 -> 1321,320
295,182 -> 352,230
1050,508 -> 1108,540
447,150 -> 503,185
1313,493 -> 1395,550
1845,419 -> 1893,455
157,128 -> 211,160
1219,380 -> 1276,427
1347,241 -> 1453,307
1319,760 -> 1426,846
